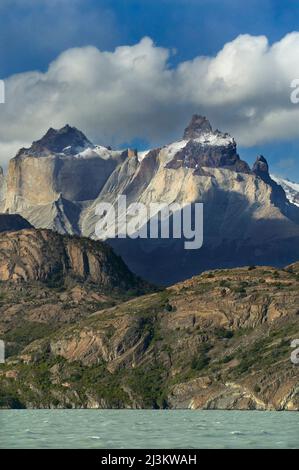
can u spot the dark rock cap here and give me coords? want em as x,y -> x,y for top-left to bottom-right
253,155 -> 269,174
252,155 -> 270,182
34,124 -> 92,155
17,125 -> 92,158
183,115 -> 213,140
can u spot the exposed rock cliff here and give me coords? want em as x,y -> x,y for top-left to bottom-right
0,264 -> 298,409
3,126 -> 126,233
0,228 -> 144,290
1,116 -> 299,284
167,114 -> 251,173
81,117 -> 299,283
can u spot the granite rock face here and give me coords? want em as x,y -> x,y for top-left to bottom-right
3,126 -> 125,232
81,118 -> 299,283
1,116 -> 299,284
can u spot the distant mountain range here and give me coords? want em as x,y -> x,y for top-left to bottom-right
1,115 -> 299,284
0,122 -> 298,411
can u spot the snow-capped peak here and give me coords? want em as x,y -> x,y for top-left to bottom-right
137,132 -> 233,165
182,114 -> 234,147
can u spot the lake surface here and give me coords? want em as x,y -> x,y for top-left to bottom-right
0,410 -> 298,449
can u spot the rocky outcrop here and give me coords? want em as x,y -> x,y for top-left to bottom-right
253,155 -> 271,182
0,228 -> 143,289
183,114 -> 213,139
166,138 -> 251,172
0,264 -> 298,409
18,124 -> 92,157
168,115 -> 251,173
253,155 -> 286,204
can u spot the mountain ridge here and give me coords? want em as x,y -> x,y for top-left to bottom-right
1,115 -> 299,284
0,262 -> 298,410
0,227 -> 148,292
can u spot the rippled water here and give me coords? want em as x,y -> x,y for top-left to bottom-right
0,410 -> 298,449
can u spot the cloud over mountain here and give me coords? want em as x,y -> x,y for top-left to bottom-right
1,32 -> 299,166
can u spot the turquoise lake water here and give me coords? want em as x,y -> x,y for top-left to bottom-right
0,410 -> 298,449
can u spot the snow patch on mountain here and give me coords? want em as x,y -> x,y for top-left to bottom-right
76,145 -> 120,160
137,128 -> 233,165
138,140 -> 189,165
194,131 -> 234,147
271,174 -> 299,207
138,150 -> 150,162
162,140 -> 188,164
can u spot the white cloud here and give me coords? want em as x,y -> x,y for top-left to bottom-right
1,33 -> 299,167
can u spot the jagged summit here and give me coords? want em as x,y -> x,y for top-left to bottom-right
165,114 -> 249,173
34,124 -> 92,155
2,114 -> 299,285
253,155 -> 270,180
5,124 -> 124,214
181,114 -> 235,148
183,114 -> 213,139
253,155 -> 291,208
18,124 -> 92,157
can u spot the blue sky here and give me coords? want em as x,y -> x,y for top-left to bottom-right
2,0 -> 299,77
0,0 -> 299,179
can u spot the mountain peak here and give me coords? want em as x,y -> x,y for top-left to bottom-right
253,155 -> 269,179
36,124 -> 92,155
183,114 -> 213,139
17,125 -> 93,158
253,156 -> 290,206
